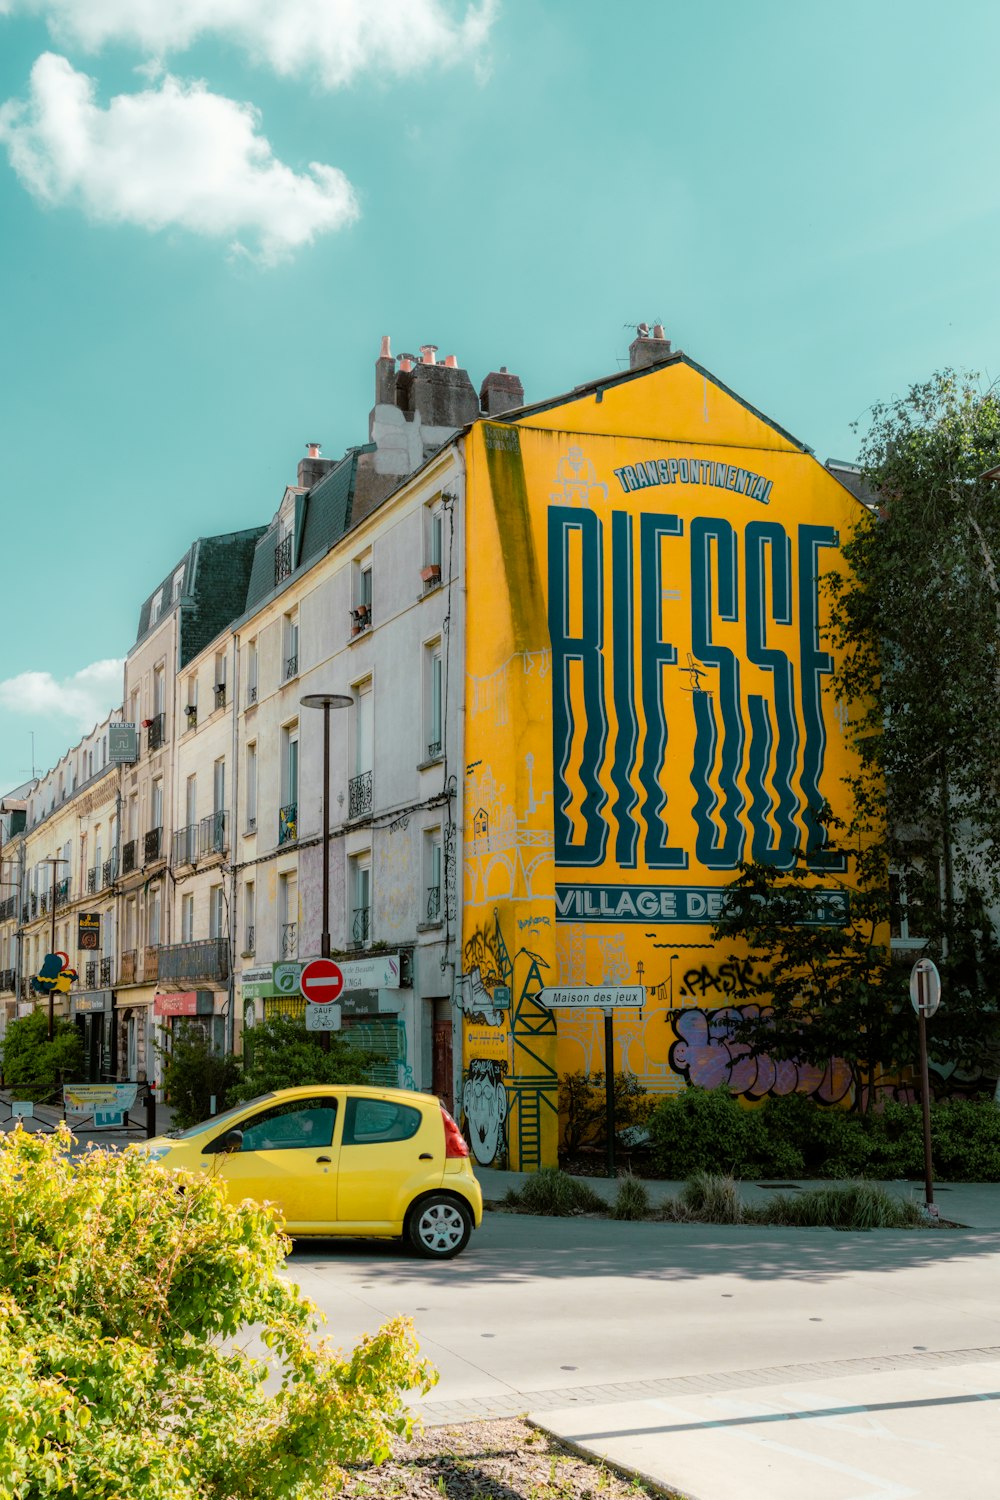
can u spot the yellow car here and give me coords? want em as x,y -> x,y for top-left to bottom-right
139,1084 -> 483,1258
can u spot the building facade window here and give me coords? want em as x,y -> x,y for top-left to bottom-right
244,881 -> 255,955
279,725 -> 298,843
425,641 -> 443,760
424,828 -> 442,922
245,743 -> 257,833
279,873 -> 297,957
246,638 -> 258,705
283,612 -> 299,680
351,554 -> 373,633
181,892 -> 194,943
209,885 -> 225,940
349,854 -> 371,947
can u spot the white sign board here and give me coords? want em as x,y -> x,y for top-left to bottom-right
536,986 -> 645,1009
910,957 -> 942,1018
11,1100 -> 34,1119
295,953 -> 403,992
305,1001 -> 342,1031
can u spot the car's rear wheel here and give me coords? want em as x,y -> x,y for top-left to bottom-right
407,1193 -> 473,1258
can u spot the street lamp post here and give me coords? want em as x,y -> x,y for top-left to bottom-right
300,693 -> 352,1049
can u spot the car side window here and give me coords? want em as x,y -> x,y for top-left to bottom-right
343,1097 -> 421,1146
232,1098 -> 337,1153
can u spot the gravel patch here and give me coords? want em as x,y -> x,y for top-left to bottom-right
337,1417 -> 673,1498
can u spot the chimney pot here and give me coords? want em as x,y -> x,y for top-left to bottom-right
379,334 -> 392,359
307,442 -> 321,459
444,353 -> 458,368
399,354 -> 414,372
420,344 -> 438,365
652,323 -> 666,340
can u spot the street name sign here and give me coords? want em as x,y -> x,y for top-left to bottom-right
299,957 -> 345,1005
536,986 -> 644,1009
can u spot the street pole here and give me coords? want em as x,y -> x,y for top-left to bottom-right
917,969 -> 935,1213
604,1009 -> 616,1179
300,692 -> 352,1056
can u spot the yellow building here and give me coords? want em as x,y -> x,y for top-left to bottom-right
459,333 -> 867,1170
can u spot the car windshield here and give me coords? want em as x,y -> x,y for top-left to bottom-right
168,1093 -> 276,1138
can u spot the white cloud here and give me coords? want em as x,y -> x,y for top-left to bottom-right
0,54 -> 359,262
0,0 -> 497,88
0,658 -> 124,732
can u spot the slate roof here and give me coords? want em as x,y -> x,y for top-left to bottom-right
132,527 -> 267,665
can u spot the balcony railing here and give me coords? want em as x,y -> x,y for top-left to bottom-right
147,713 -> 166,752
172,825 -> 198,867
120,949 -> 137,984
246,813 -> 257,834
244,925 -> 255,954
284,653 -> 298,680
144,827 -> 163,864
0,968 -> 14,993
247,684 -> 258,706
351,906 -> 371,947
274,532 -> 293,586
100,957 -> 113,986
55,878 -> 70,908
103,857 -> 115,887
156,937 -> 228,984
214,683 -> 227,711
122,840 -> 137,875
348,770 -> 373,819
426,885 -> 442,921
199,810 -> 227,858
87,866 -> 98,895
85,960 -> 98,988
278,803 -> 297,845
349,603 -> 371,636
0,896 -> 15,922
281,922 -> 297,959
427,738 -> 442,759
143,945 -> 160,983
40,891 -> 49,915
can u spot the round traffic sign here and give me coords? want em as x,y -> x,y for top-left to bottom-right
909,957 -> 941,1018
299,957 -> 344,1005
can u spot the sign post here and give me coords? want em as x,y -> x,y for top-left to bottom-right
909,957 -> 942,1216
299,957 -> 344,1034
537,986 -> 644,1179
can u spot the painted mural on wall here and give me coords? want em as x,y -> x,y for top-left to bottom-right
461,362 -> 868,1167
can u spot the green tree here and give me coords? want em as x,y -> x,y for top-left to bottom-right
827,369 -> 1000,1080
0,1126 -> 433,1497
230,1014 -> 373,1104
1,1010 -> 83,1102
157,1023 -> 242,1129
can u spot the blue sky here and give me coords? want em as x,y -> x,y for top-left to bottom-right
2,0 -> 1000,792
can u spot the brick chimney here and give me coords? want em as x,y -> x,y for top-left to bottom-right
401,345 -> 479,429
297,442 -> 336,489
480,365 -> 524,417
628,322 -> 672,371
374,333 -> 396,405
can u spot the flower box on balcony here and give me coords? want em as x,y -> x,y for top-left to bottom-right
350,603 -> 371,637
420,564 -> 441,586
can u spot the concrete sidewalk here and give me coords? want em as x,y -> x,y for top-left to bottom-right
474,1164 -> 1000,1230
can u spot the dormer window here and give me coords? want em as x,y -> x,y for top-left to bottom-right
150,588 -> 164,625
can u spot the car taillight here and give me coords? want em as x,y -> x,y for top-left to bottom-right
440,1105 -> 469,1158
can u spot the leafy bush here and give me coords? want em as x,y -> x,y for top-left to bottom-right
504,1167 -> 606,1216
157,1023 -> 241,1129
928,1097 -> 1000,1181
1,1010 -> 83,1102
762,1181 -> 925,1230
648,1086 -> 770,1178
680,1172 -> 744,1223
231,1014 -> 374,1103
612,1173 -> 651,1221
560,1071 -> 654,1156
0,1126 -> 433,1496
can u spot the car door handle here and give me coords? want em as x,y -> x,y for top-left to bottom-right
419,1152 -> 434,1160
316,1156 -> 332,1164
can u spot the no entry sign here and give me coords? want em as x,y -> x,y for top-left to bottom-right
298,957 -> 344,1005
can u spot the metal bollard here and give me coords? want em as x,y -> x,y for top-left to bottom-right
145,1088 -> 157,1140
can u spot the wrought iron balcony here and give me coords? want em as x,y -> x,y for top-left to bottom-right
274,532 -> 293,586
144,827 -> 163,864
100,957 -> 113,986
85,960 -> 98,988
142,945 -> 160,983
281,922 -> 297,959
103,856 -> 115,887
247,684 -> 258,706
284,653 -> 298,680
214,683 -> 227,711
351,905 -> 371,947
40,891 -> 49,915
348,770 -> 373,819
278,803 -> 297,845
0,895 -> 16,922
147,712 -> 166,752
120,949 -> 137,984
426,885 -> 442,921
199,810 -> 227,858
0,968 -> 14,993
87,866 -> 98,895
122,840 -> 137,875
55,878 -> 70,908
244,924 -> 255,954
184,705 -> 198,731
156,937 -> 228,984
172,825 -> 197,867
427,738 -> 442,759
246,814 -> 257,834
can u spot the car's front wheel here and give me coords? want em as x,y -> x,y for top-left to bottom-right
407,1193 -> 473,1259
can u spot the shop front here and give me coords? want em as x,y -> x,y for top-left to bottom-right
154,989 -> 226,1052
70,989 -> 117,1082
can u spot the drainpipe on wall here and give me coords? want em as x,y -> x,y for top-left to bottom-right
227,627 -> 240,1057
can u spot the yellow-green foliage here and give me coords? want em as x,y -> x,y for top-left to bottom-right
0,1127 -> 435,1498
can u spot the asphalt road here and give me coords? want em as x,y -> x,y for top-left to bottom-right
284,1210 -> 1000,1499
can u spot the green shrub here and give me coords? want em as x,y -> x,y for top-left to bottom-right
157,1023 -> 241,1129
765,1181 -> 925,1230
648,1086 -> 768,1178
560,1071 -> 654,1156
680,1172 -> 744,1223
612,1173 -> 651,1220
931,1097 -> 1000,1180
231,1014 -> 374,1103
505,1168 -> 606,1216
0,1126 -> 433,1496
1,1010 -> 83,1102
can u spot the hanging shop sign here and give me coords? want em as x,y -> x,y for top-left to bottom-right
77,913 -> 101,950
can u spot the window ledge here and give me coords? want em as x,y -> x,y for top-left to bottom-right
416,919 -> 444,933
416,755 -> 444,771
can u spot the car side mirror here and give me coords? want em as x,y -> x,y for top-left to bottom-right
216,1129 -> 243,1154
